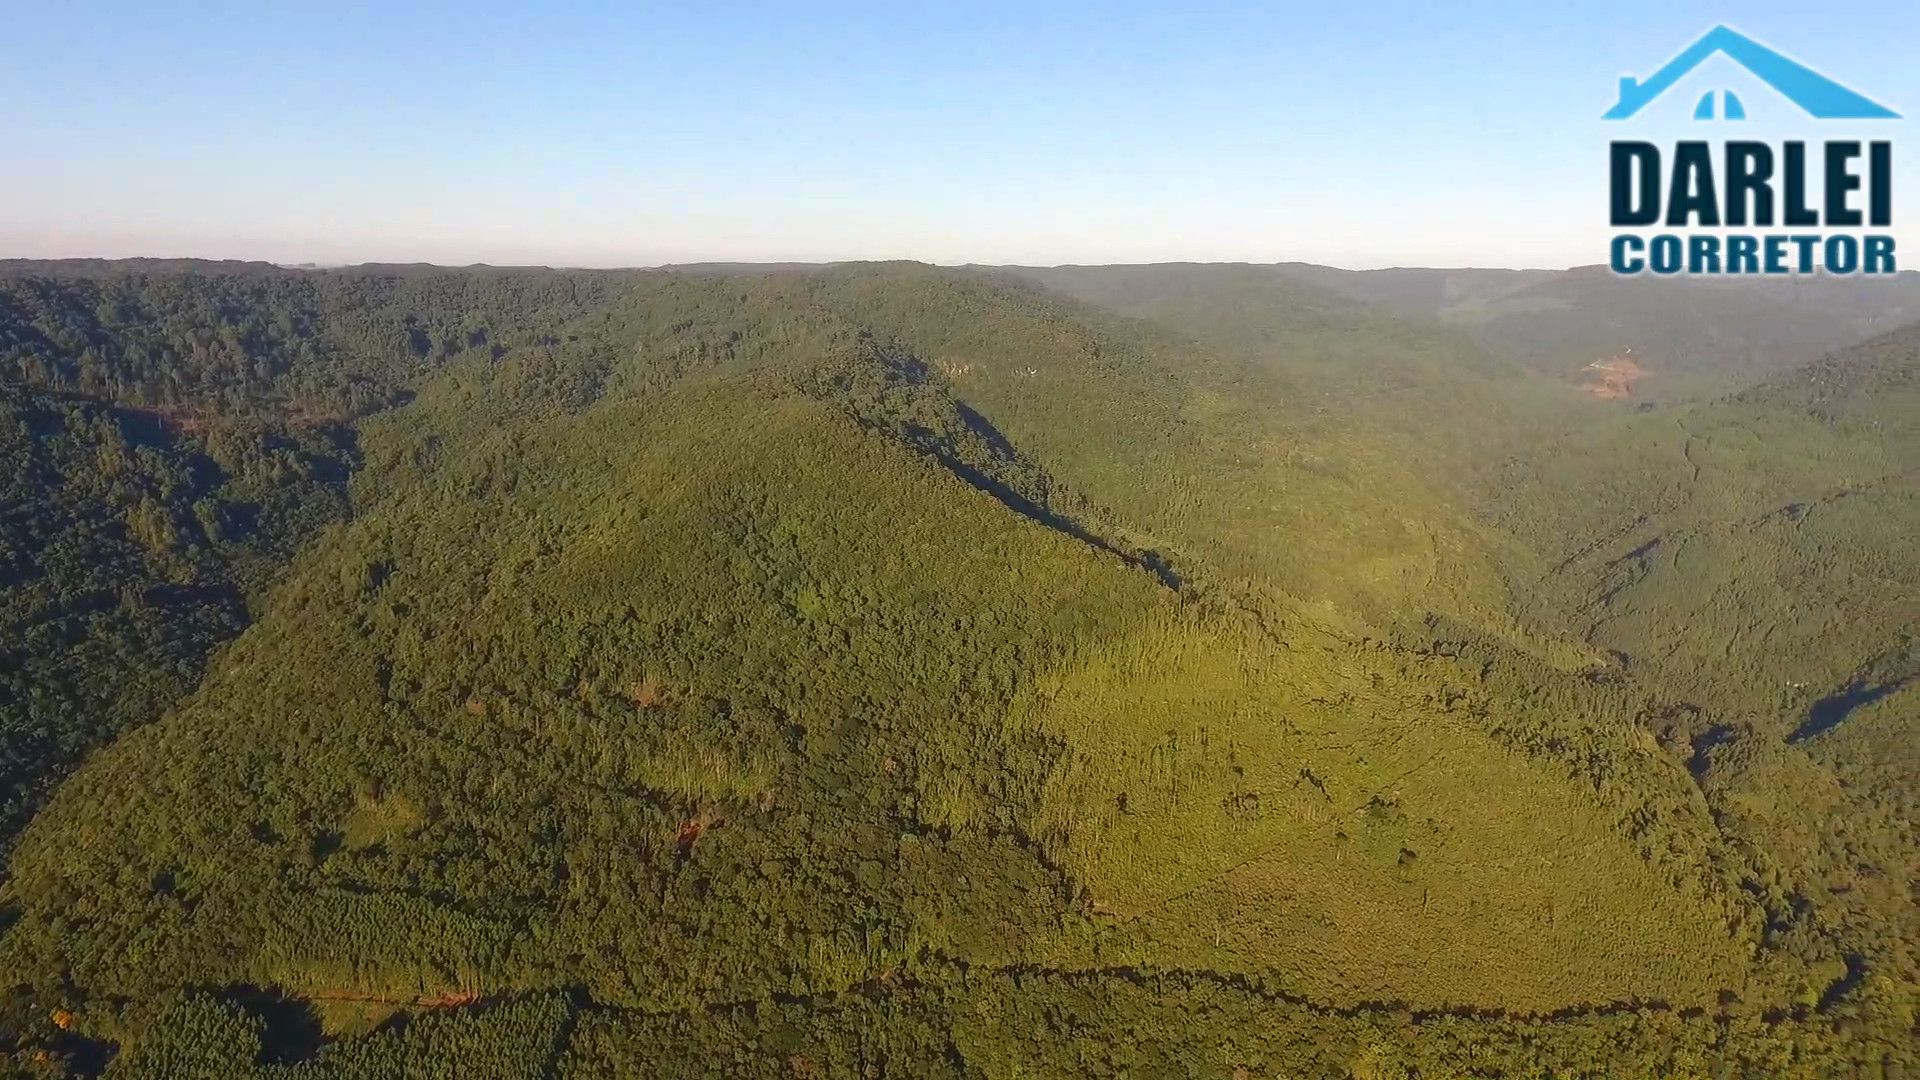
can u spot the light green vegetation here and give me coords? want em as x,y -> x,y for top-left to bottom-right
0,260 -> 1909,1077
1010,618 -> 1750,1010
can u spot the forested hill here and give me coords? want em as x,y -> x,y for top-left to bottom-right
0,261 -> 1912,1077
1010,263 -> 1919,1051
1001,260 -> 1920,402
0,263 -> 645,858
1276,262 -> 1920,400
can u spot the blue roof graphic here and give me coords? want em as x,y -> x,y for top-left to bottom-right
1605,26 -> 1899,120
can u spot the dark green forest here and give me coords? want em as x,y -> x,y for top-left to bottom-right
0,260 -> 1911,1078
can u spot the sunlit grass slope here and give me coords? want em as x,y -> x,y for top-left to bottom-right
1006,618 -> 1750,1010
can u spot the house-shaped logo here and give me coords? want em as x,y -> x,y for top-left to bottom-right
1604,26 -> 1899,121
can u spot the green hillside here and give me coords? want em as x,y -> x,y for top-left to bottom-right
1011,262 -> 1918,1049
0,262 -> 1910,1078
1277,262 -> 1920,402
1495,324 -> 1918,722
1486,326 -> 1920,1031
0,263 -> 656,861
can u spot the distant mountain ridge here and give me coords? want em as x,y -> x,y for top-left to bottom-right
983,260 -> 1920,402
1276,262 -> 1920,399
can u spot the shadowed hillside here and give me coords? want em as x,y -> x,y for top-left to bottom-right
0,261 -> 1910,1077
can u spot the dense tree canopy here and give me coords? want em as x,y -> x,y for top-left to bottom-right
0,261 -> 1910,1077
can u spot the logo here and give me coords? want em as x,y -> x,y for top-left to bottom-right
1603,26 -> 1899,276
1604,26 -> 1897,122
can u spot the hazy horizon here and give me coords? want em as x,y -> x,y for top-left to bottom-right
0,252 -> 1598,274
9,0 -> 1918,269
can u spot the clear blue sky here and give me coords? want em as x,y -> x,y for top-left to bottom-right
4,1 -> 1916,268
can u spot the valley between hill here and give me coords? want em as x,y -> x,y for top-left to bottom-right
0,260 -> 1910,1078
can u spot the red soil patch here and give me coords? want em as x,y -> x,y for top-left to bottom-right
675,818 -> 705,862
1581,353 -> 1647,399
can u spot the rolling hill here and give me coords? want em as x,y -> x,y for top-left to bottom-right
1278,262 -> 1920,402
0,261 -> 1909,1078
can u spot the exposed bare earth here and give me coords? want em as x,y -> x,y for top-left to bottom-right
1581,353 -> 1646,399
